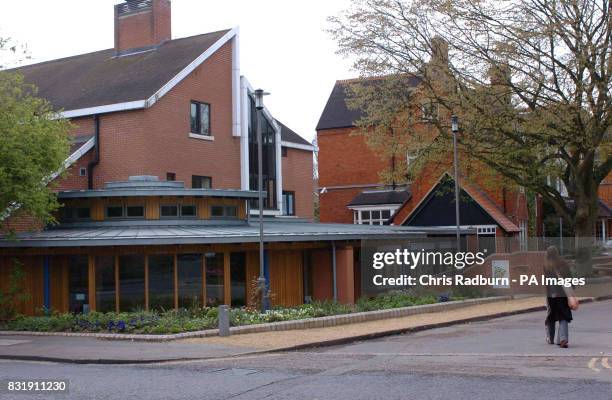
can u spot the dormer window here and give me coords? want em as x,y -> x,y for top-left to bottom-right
190,101 -> 211,136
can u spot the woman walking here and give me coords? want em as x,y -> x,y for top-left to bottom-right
544,246 -> 576,348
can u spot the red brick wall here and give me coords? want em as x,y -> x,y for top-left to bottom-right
282,148 -> 314,219
58,41 -> 240,191
115,0 -> 171,53
320,188 -> 361,224
317,127 -> 388,187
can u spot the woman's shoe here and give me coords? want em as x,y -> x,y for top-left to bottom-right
559,340 -> 569,348
546,336 -> 554,344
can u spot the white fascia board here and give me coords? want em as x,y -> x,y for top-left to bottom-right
58,27 -> 239,119
240,76 -> 250,190
348,204 -> 402,211
145,27 -> 238,107
232,28 -> 241,137
281,141 -> 314,152
48,137 -> 96,182
59,100 -> 146,119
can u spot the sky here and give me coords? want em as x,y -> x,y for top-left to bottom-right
0,0 -> 356,143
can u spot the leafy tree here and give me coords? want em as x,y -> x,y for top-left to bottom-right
330,0 -> 612,275
0,37 -> 71,231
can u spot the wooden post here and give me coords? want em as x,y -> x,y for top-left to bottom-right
87,255 -> 96,312
173,253 -> 178,309
144,254 -> 149,311
114,255 -> 120,313
223,252 -> 231,306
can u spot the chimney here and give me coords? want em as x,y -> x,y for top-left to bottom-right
114,0 -> 171,55
430,36 -> 449,66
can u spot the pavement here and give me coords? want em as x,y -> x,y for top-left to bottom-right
0,296 -> 546,363
0,299 -> 610,400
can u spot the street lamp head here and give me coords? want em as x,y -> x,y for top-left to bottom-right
253,89 -> 270,110
451,115 -> 459,133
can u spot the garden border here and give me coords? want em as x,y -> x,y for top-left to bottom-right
0,296 -> 512,342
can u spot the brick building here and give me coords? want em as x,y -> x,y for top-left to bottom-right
0,0 -> 422,314
316,57 -> 531,251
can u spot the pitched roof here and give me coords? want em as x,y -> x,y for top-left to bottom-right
398,173 -> 520,233
348,189 -> 411,207
276,120 -> 312,147
8,29 -> 231,114
316,76 -> 422,131
459,179 -> 520,233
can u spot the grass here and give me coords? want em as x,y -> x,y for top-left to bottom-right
1,291 -> 466,334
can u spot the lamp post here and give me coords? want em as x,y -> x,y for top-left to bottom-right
451,115 -> 461,251
253,88 -> 269,311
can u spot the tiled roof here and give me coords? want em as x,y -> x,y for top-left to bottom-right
7,29 -> 230,112
348,189 -> 411,207
460,179 -> 520,233
276,120 -> 312,147
316,76 -> 422,131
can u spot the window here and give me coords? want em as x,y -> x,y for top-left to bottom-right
166,172 -> 176,181
79,167 -> 87,176
211,205 -> 238,218
126,205 -> 144,218
148,255 -> 174,311
181,205 -> 197,217
354,209 -> 392,225
160,204 -> 197,218
421,101 -> 439,121
95,256 -> 116,313
160,205 -> 179,218
61,206 -> 91,221
204,252 -> 224,306
119,255 -> 145,311
281,147 -> 288,157
68,255 -> 89,313
106,205 -> 124,218
190,101 -> 211,136
282,191 -> 295,216
192,175 -> 212,189
178,254 -> 203,308
248,96 -> 277,210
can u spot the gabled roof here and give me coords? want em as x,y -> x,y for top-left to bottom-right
316,76 -> 422,131
348,189 -> 411,207
399,173 -> 520,233
8,29 -> 234,117
276,120 -> 312,148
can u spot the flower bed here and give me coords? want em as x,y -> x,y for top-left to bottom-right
1,292 -> 461,334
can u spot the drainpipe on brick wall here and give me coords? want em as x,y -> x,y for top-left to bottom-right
87,115 -> 100,189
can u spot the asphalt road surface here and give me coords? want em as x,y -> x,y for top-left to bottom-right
1,300 -> 611,400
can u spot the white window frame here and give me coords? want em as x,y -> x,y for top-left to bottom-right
349,204 -> 400,225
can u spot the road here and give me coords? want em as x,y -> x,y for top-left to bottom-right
1,300 -> 611,400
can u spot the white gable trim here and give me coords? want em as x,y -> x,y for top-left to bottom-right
60,101 -> 146,119
281,141 -> 314,152
48,137 -> 96,182
145,27 -> 238,107
58,27 -> 239,119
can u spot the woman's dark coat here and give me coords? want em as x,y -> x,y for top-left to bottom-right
545,261 -> 573,324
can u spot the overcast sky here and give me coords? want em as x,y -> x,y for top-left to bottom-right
0,0 -> 355,142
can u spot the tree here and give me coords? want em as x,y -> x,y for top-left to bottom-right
0,37 -> 71,232
330,0 -> 612,275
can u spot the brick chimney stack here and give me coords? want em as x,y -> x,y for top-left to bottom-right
114,0 -> 171,55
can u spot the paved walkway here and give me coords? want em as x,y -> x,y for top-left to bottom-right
182,297 -> 546,350
0,297 -> 558,363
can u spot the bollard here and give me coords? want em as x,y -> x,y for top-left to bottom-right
218,305 -> 230,337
